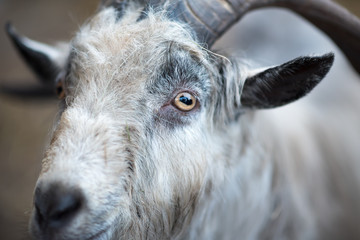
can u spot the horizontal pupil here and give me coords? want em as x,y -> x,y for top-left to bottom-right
179,95 -> 193,105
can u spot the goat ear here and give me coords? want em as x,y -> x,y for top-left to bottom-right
5,23 -> 67,86
240,53 -> 334,109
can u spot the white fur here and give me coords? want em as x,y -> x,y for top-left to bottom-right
28,5 -> 360,240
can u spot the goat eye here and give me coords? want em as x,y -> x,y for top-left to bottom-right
173,92 -> 197,111
56,80 -> 65,100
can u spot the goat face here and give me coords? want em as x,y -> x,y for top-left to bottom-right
8,4 -> 334,240
29,8 -> 216,240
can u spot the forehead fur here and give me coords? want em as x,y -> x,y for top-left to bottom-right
70,7 -> 208,78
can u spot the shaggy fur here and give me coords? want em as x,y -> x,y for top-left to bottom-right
21,2 -> 360,240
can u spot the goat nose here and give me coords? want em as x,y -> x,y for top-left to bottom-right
34,183 -> 84,230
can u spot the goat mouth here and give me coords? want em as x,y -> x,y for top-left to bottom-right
86,227 -> 110,240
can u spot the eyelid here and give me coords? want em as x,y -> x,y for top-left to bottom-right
172,89 -> 199,100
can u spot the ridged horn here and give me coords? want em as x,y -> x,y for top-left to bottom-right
164,0 -> 360,74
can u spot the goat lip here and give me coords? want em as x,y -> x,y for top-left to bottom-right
86,227 -> 110,240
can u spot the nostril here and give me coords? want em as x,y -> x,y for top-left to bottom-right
35,202 -> 45,227
48,192 -> 82,225
34,183 -> 84,230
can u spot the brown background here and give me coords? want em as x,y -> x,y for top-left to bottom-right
0,1 -> 359,239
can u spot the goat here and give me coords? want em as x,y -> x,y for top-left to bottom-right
5,0 -> 360,239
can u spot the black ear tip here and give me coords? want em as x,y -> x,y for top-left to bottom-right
317,52 -> 335,69
322,52 -> 335,65
5,21 -> 13,35
317,52 -> 335,76
5,22 -> 20,41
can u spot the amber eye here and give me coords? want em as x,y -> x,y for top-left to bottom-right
173,92 -> 197,112
56,80 -> 65,100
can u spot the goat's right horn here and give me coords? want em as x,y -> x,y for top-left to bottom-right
165,0 -> 360,74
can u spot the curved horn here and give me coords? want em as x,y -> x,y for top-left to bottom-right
165,0 -> 360,74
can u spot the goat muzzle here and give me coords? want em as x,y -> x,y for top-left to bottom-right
31,183 -> 85,238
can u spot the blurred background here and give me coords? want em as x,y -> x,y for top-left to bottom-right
0,1 -> 359,239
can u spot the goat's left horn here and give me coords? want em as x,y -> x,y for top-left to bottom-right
166,0 -> 360,74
